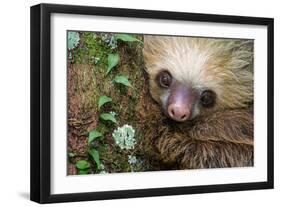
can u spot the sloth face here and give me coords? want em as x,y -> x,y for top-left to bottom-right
143,35 -> 253,122
155,70 -> 217,122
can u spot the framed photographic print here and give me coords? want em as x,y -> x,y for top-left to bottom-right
30,3 -> 274,203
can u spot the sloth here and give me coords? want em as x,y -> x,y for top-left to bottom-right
137,35 -> 254,170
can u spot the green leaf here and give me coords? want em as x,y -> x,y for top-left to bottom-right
88,130 -> 103,144
106,53 -> 119,74
115,34 -> 143,44
68,152 -> 75,158
113,75 -> 132,87
100,113 -> 117,123
78,169 -> 89,175
88,149 -> 101,169
98,96 -> 112,110
76,160 -> 90,170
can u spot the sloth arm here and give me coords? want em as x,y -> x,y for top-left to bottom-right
155,108 -> 254,169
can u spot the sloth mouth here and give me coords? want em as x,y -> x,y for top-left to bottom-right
161,112 -> 196,129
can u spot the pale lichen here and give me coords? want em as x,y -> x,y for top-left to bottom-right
112,124 -> 136,150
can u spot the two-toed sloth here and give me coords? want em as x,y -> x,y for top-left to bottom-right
138,36 -> 254,169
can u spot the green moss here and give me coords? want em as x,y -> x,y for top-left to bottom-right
73,32 -> 116,66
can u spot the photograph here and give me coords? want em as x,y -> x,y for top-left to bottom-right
67,31 -> 254,175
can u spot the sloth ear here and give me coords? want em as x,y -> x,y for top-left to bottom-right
143,35 -> 166,52
143,35 -> 156,53
143,35 -> 168,74
143,35 -> 155,43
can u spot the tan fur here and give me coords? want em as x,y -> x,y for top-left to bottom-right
138,35 -> 254,169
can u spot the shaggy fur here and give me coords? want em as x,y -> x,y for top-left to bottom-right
138,35 -> 254,169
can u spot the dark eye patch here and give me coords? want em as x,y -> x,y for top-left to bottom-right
200,90 -> 216,107
156,70 -> 172,88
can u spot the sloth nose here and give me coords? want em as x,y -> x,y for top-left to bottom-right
167,104 -> 190,122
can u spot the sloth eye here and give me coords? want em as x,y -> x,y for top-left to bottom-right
157,71 -> 172,88
200,90 -> 216,107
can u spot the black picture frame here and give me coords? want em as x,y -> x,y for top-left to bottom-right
30,3 -> 274,204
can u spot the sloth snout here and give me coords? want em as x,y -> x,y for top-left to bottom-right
167,103 -> 190,122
